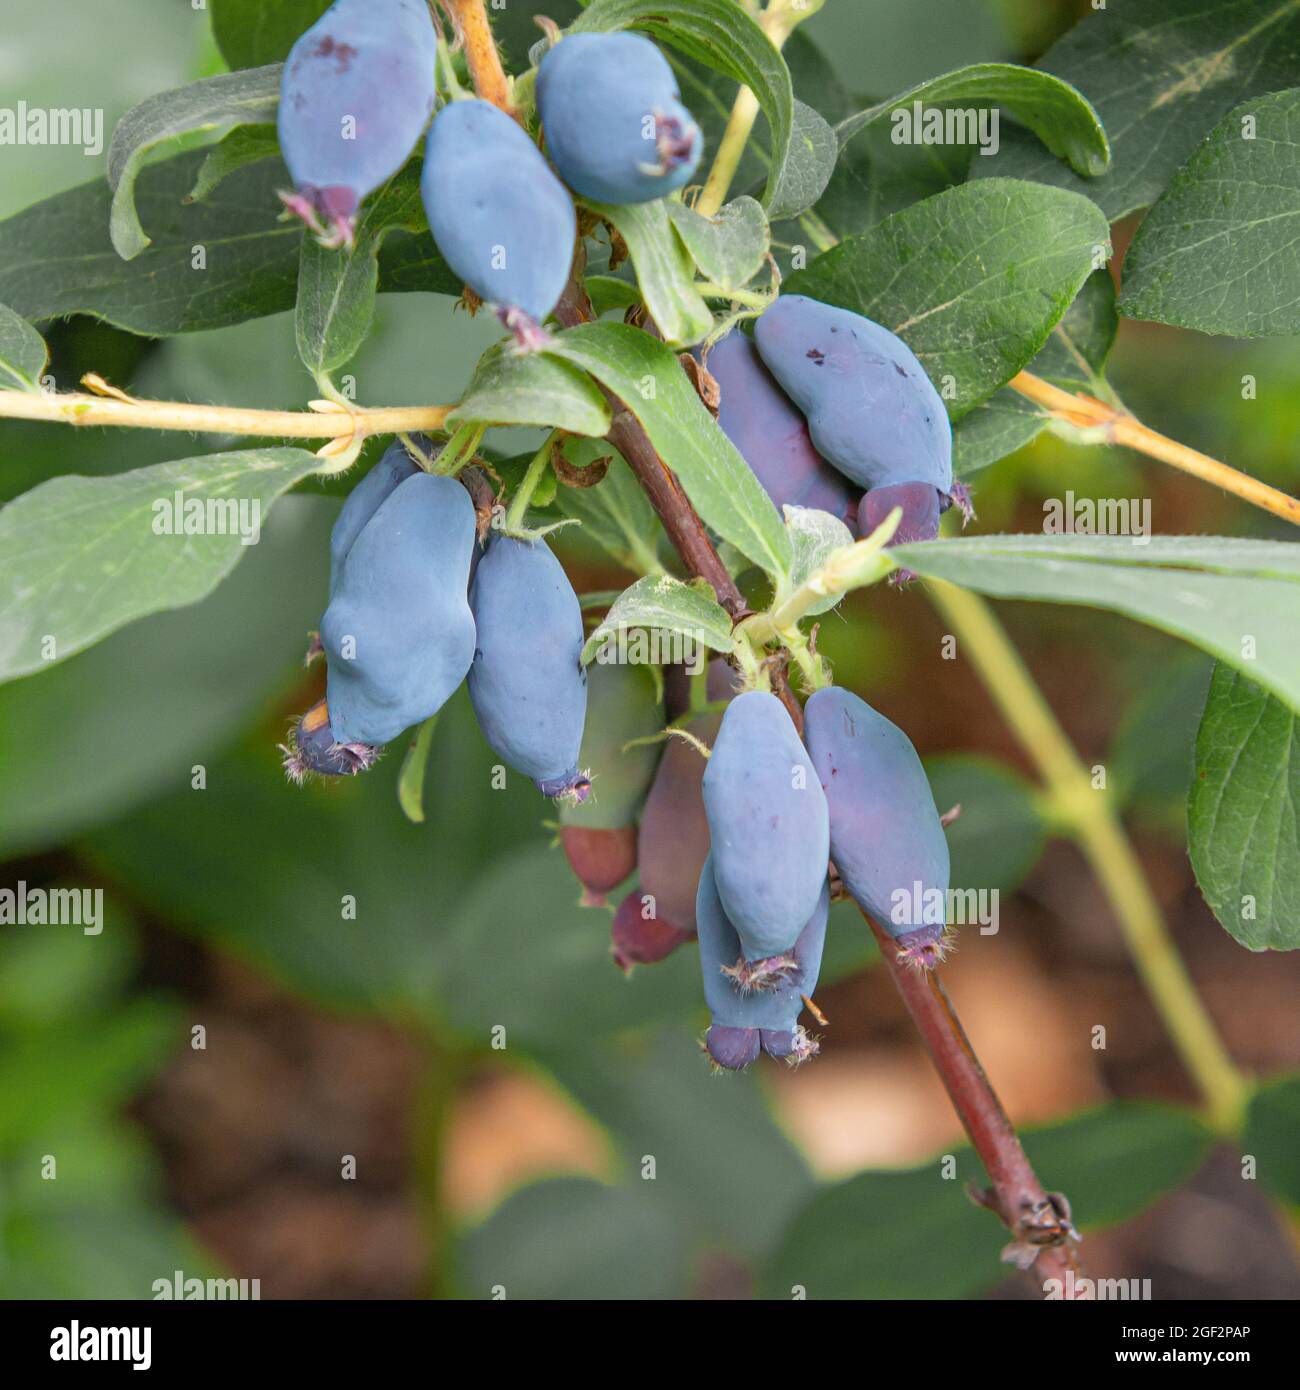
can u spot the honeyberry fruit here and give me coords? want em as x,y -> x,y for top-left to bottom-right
328,436 -> 422,596
610,889 -> 694,973
279,0 -> 438,248
561,662 -> 663,904
697,855 -> 827,1070
282,697 -> 381,783
803,686 -> 951,968
467,533 -> 589,800
320,472 -> 477,748
536,33 -> 702,206
754,295 -> 954,539
702,690 -> 830,982
421,99 -> 577,344
706,329 -> 857,524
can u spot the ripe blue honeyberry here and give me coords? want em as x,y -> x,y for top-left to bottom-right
803,686 -> 951,968
467,533 -> 589,800
329,437 -> 423,596
536,32 -> 702,206
320,473 -> 477,748
702,690 -> 830,980
421,99 -> 577,343
754,295 -> 953,534
697,855 -> 827,1069
560,662 -> 663,903
279,0 -> 438,247
706,330 -> 857,524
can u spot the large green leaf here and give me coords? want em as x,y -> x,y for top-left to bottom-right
761,1102 -> 1210,1299
0,498 -> 331,858
895,535 -> 1300,713
570,0 -> 795,214
667,196 -> 769,292
1188,664 -> 1299,950
544,322 -> 792,578
449,341 -> 612,435
553,446 -> 666,575
1244,1072 -> 1300,1203
0,448 -> 320,680
785,179 -> 1111,418
838,63 -> 1110,177
0,151 -> 457,336
583,200 -> 713,348
952,267 -> 1118,476
107,65 -> 283,261
975,0 -> 1300,222
1119,88 -> 1300,337
211,0 -> 330,69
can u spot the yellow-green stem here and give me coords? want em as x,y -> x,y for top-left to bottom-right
927,579 -> 1250,1137
504,430 -> 558,530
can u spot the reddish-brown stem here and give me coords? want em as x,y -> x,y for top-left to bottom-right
460,0 -> 1085,1298
861,909 -> 1087,1294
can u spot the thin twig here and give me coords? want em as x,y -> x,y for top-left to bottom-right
440,0 -> 515,114
1011,370 -> 1300,529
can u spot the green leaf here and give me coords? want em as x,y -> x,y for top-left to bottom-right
768,98 -> 839,222
581,573 -> 735,664
546,1031 -> 814,1257
584,275 -> 642,316
0,302 -> 48,392
785,179 -> 1112,417
923,754 -> 1047,893
0,448 -> 320,681
953,267 -> 1118,476
545,322 -> 791,577
211,0 -> 330,69
396,715 -> 439,826
975,0 -> 1300,222
186,124 -> 282,204
449,341 -> 612,435
782,504 -> 853,617
107,65 -> 283,261
458,1178 -> 690,1300
667,196 -> 769,292
0,151 -> 457,337
296,164 -> 434,378
1188,664 -> 1300,950
838,62 -> 1110,177
761,1102 -> 1210,1299
1244,1072 -> 1300,1203
584,199 -> 713,348
0,497 -> 332,859
895,534 -> 1300,713
1119,88 -> 1300,337
553,445 -> 666,575
570,0 -> 795,213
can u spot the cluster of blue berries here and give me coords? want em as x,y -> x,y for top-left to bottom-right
708,294 -> 971,548
284,438 -> 590,802
279,0 -> 701,341
276,3 -> 959,1073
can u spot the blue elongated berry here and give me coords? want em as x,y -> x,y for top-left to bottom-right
320,473 -> 477,747
803,686 -> 951,968
421,99 -> 577,343
754,295 -> 955,536
279,0 -> 438,247
328,437 -> 424,595
536,33 -> 702,206
706,330 -> 857,524
697,855 -> 827,1069
467,533 -> 589,800
701,690 -> 830,976
282,697 -> 381,782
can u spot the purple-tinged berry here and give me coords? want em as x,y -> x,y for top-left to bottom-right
536,33 -> 702,205
278,0 -> 438,247
611,890 -> 694,972
281,698 -> 380,783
